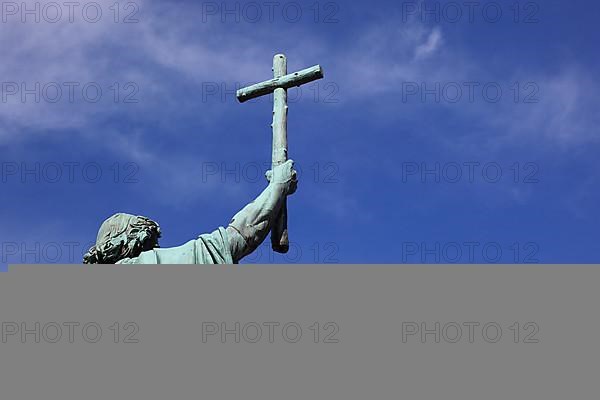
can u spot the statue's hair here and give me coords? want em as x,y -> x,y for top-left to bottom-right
83,213 -> 161,264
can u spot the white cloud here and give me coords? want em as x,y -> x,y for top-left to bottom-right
333,17 -> 598,150
0,0 -> 297,141
414,28 -> 442,60
0,2 -> 327,198
461,67 -> 600,150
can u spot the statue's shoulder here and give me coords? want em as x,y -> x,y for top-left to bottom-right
195,227 -> 233,264
113,228 -> 231,264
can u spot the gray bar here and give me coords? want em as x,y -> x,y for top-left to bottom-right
1,264 -> 598,400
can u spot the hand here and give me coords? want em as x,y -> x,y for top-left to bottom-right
265,159 -> 298,195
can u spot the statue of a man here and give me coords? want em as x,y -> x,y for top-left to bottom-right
83,160 -> 297,264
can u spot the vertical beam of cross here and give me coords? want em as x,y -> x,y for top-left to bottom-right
270,54 -> 289,253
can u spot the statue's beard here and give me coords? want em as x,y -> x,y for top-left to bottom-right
142,237 -> 159,251
99,232 -> 154,262
125,232 -> 159,258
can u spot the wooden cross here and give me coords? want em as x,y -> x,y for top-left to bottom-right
237,54 -> 324,253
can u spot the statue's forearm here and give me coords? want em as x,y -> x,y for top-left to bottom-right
227,183 -> 286,262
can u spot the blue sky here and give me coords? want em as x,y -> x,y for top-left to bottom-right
1,0 -> 599,268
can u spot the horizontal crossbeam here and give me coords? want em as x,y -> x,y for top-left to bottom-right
236,65 -> 324,103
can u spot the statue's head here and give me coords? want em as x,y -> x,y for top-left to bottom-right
83,213 -> 161,264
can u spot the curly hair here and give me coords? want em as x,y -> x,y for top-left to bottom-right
83,213 -> 161,264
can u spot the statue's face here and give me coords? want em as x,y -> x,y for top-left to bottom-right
127,216 -> 161,252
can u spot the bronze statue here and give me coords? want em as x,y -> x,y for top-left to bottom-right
84,54 -> 323,264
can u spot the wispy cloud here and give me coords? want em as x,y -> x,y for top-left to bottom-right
3,3 -> 598,211
332,17 -> 598,150
0,1 -> 329,205
0,0 -> 282,141
336,22 -> 457,96
414,28 -> 442,60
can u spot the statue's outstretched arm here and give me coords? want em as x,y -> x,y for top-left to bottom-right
226,160 -> 297,262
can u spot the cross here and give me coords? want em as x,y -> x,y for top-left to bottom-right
237,54 -> 324,253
